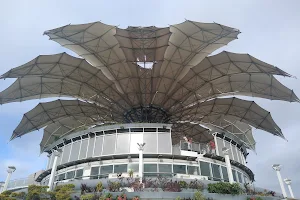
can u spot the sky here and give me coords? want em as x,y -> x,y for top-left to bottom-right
0,0 -> 300,197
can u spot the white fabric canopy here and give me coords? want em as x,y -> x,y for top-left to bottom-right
0,20 -> 297,152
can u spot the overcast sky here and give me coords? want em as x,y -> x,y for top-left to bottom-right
0,0 -> 299,197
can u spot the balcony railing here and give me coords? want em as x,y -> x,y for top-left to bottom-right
178,140 -> 214,154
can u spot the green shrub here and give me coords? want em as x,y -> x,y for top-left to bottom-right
0,191 -> 11,196
207,182 -> 243,195
80,194 -> 95,200
26,185 -> 49,200
96,182 -> 103,192
179,181 -> 188,189
54,184 -> 75,200
175,197 -> 181,200
256,197 -> 263,200
194,190 -> 205,200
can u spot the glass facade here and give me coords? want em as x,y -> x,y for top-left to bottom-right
114,164 -> 127,173
173,164 -> 186,174
158,164 -> 172,173
187,166 -> 199,175
200,161 -> 211,177
211,164 -> 221,181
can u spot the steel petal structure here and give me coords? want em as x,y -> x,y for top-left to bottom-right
0,20 -> 298,154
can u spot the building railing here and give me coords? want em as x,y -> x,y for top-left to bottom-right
178,140 -> 214,154
7,178 -> 32,190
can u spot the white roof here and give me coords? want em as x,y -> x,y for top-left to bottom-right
0,20 -> 297,152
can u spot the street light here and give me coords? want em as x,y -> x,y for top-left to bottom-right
222,147 -> 234,183
48,149 -> 62,191
272,164 -> 287,198
2,166 -> 16,192
284,178 -> 294,198
137,143 -> 146,183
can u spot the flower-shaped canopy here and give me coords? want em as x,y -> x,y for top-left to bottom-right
0,20 -> 298,152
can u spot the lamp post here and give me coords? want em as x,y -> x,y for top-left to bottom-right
272,164 -> 287,198
2,166 -> 16,192
284,179 -> 294,198
137,143 -> 146,183
48,149 -> 62,191
0,181 -> 5,193
222,147 -> 234,183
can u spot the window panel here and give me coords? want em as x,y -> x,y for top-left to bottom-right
115,134 -> 130,154
187,166 -> 199,175
237,171 -> 243,183
58,173 -> 65,181
90,167 -> 100,179
192,143 -> 200,152
221,166 -> 229,182
158,164 -> 172,173
93,136 -> 104,156
128,163 -> 139,173
130,133 -> 143,153
200,161 -> 211,177
173,164 -> 186,174
217,138 -> 224,157
75,169 -> 83,179
211,164 -> 221,181
100,165 -> 113,175
114,164 -> 128,173
158,132 -> 171,154
232,170 -> 237,182
69,142 -> 80,162
61,144 -> 71,164
66,171 -> 75,179
102,134 -> 116,155
143,133 -> 157,153
224,141 -> 233,160
79,139 -> 88,160
86,137 -> 95,158
144,164 -> 157,172
232,146 -> 239,162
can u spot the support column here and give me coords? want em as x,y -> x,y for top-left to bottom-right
137,143 -> 146,183
48,150 -> 62,191
272,164 -> 287,198
213,133 -> 219,156
222,148 -> 234,184
2,166 -> 16,192
284,179 -> 294,198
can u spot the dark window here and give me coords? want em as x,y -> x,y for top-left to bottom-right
114,164 -> 128,173
200,161 -> 211,177
82,134 -> 89,139
144,128 -> 157,132
144,164 -> 158,172
90,167 -> 100,179
221,166 -> 229,182
173,164 -> 186,174
66,171 -> 75,179
187,166 -> 199,175
75,169 -> 83,179
237,172 -> 243,183
232,170 -> 237,182
130,128 -> 143,132
95,131 -> 103,136
158,164 -> 172,173
211,164 -> 221,181
117,128 -> 130,133
101,165 -> 113,175
158,128 -> 170,132
58,173 -> 65,181
104,130 -> 116,134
